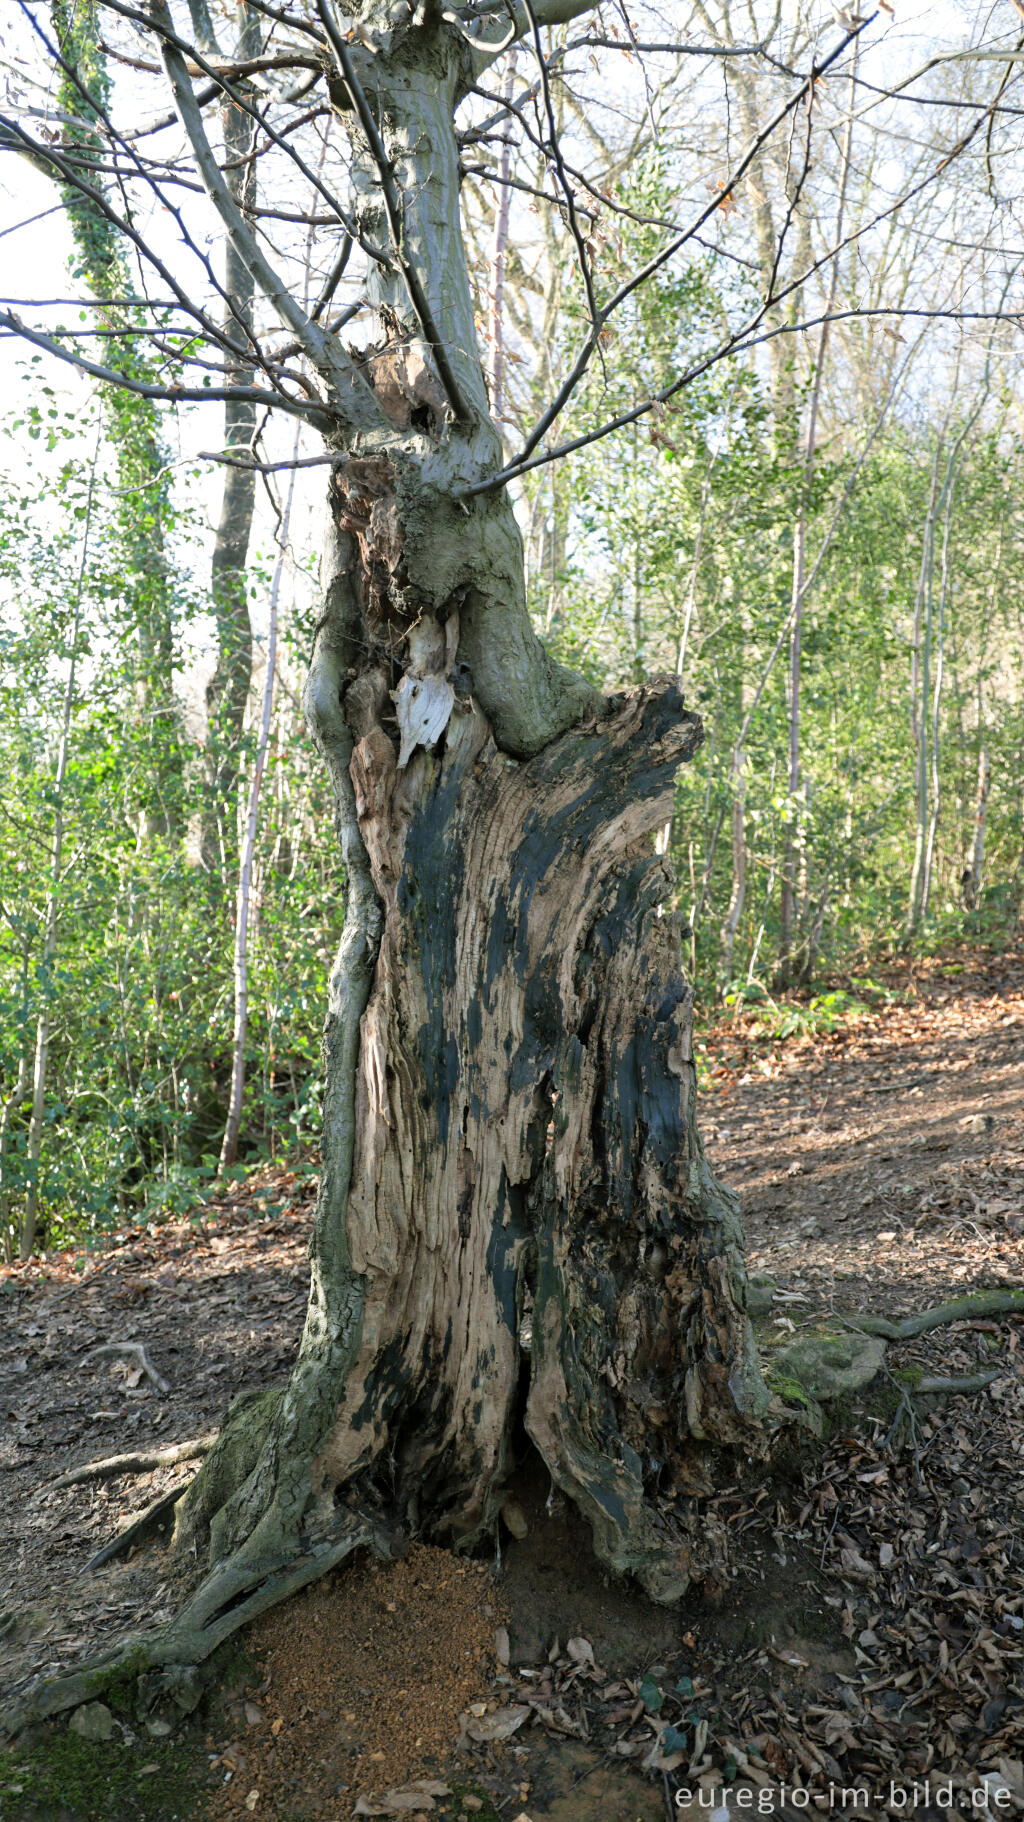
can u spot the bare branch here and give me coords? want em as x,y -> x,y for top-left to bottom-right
578,36 -> 773,56
457,305 -> 1022,497
499,18 -> 872,477
314,0 -> 469,421
0,108 -> 247,360
519,0 -> 601,331
149,0 -> 379,431
0,309 -> 329,425
199,449 -> 339,472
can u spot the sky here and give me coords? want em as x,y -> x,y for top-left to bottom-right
1,0 -> 1022,690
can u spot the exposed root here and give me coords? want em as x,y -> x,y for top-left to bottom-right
84,1484 -> 191,1573
86,1341 -> 170,1395
51,1435 -> 215,1490
844,1288 -> 1024,1341
915,1371 -> 1000,1395
1,1505 -> 395,1741
766,1293 -> 1017,1434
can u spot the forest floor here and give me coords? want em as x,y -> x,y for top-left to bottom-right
1,943 -> 1023,1822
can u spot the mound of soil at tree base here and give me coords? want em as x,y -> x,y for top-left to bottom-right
203,1457 -> 861,1822
208,1545 -> 508,1820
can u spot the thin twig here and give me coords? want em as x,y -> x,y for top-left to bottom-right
86,1341 -> 171,1396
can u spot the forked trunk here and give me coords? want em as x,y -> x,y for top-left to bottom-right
174,474 -> 770,1609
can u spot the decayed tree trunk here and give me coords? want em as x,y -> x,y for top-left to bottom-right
172,0 -> 768,1617
171,467 -> 770,1618
3,5 -> 771,1728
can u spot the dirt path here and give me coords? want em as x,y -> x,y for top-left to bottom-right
1,947 -> 1022,1821
706,945 -> 1024,1316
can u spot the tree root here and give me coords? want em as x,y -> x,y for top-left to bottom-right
83,1484 -> 192,1572
1,1505 -> 396,1740
915,1372 -> 999,1395
767,1294 -> 1016,1432
87,1341 -> 170,1395
842,1287 -> 1024,1342
51,1435 -> 215,1490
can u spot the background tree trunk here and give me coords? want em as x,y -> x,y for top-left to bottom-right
200,0 -> 259,880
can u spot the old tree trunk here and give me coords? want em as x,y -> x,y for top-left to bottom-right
10,0 -> 771,1724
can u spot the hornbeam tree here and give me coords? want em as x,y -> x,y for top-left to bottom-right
2,0 -> 1012,1720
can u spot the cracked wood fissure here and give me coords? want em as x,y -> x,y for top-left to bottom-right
318,674 -> 771,1599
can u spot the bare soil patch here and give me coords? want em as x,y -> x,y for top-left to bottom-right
207,1546 -> 505,1821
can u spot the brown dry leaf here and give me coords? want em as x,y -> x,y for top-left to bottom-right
465,1704 -> 529,1742
566,1636 -> 596,1669
354,1781 -> 450,1816
839,1545 -> 876,1580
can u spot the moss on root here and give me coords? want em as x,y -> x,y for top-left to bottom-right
767,1372 -> 817,1410
172,1386 -> 284,1560
81,1646 -> 151,1714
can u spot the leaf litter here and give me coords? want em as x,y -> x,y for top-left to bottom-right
1,948 -> 1023,1818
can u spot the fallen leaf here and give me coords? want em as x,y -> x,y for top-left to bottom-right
354,1781 -> 450,1816
466,1705 -> 530,1742
566,1636 -> 595,1668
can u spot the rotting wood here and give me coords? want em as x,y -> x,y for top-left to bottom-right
172,670 -> 772,1608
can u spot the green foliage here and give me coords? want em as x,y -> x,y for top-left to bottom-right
0,400 -> 341,1257
722,983 -> 878,1040
5,142 -> 1024,1256
524,153 -> 1024,1002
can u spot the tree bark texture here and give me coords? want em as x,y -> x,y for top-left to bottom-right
201,3 -> 259,878
170,4 -> 771,1619
174,465 -> 770,1608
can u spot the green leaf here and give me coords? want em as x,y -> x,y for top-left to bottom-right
639,1676 -> 663,1712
